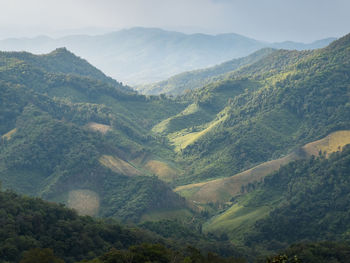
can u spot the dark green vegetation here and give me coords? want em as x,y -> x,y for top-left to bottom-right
0,48 -> 189,222
1,32 -> 350,262
0,28 -> 335,85
244,146 -> 350,252
0,189 -> 158,262
82,244 -> 246,263
205,145 -> 350,255
165,33 -> 350,185
0,188 -> 244,263
261,242 -> 350,263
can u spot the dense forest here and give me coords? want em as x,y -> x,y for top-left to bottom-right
1,32 -> 350,262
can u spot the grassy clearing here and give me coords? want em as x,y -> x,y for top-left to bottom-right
67,189 -> 100,216
168,116 -> 227,152
86,122 -> 111,134
152,103 -> 214,134
175,153 -> 297,203
203,204 -> 272,243
99,155 -> 141,176
303,130 -> 350,157
175,130 -> 350,204
144,159 -> 179,181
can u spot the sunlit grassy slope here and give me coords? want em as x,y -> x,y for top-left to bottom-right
176,130 -> 350,204
99,155 -> 142,177
203,131 -> 350,244
204,204 -> 272,244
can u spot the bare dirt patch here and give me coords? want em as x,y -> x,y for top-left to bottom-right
86,122 -> 111,134
67,189 -> 100,216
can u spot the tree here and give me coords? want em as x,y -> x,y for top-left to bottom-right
20,248 -> 64,263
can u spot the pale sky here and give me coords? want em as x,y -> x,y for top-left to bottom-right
0,0 -> 349,42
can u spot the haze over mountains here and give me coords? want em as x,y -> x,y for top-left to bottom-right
0,27 -> 336,85
1,23 -> 350,262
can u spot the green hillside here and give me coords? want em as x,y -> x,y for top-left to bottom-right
245,145 -> 350,252
138,48 -> 275,95
204,145 -> 350,255
1,32 -> 350,261
169,34 -> 350,184
175,130 -> 350,205
0,51 -> 190,222
0,48 -> 129,91
0,189 -> 158,262
0,189 -> 244,263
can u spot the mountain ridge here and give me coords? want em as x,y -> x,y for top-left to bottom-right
0,27 -> 336,85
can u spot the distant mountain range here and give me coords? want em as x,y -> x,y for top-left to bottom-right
1,32 -> 350,260
0,27 -> 336,85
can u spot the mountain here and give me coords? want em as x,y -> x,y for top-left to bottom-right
0,27 -> 336,85
204,145 -> 350,255
175,131 -> 350,204
0,48 -> 191,222
156,33 -> 350,185
137,48 -> 276,95
1,32 -> 350,261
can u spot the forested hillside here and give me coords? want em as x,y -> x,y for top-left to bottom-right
162,34 -> 350,184
0,49 -> 190,222
1,32 -> 350,262
245,145 -> 350,252
203,145 -> 350,256
0,189 -> 244,263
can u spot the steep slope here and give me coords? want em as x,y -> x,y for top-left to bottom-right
138,48 -> 275,95
0,49 -> 188,131
0,50 -> 190,222
0,28 -> 335,85
0,189 -> 245,262
204,145 -> 350,255
170,33 -> 350,184
0,189 -> 160,262
175,131 -> 350,204
0,47 -> 129,91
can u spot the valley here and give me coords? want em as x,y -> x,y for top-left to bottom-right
0,31 -> 350,262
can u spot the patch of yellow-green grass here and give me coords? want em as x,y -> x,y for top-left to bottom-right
86,122 -> 111,134
99,155 -> 141,176
181,103 -> 200,115
152,118 -> 171,134
140,208 -> 193,223
67,189 -> 100,216
175,153 -> 298,204
169,116 -> 226,152
152,103 -> 200,134
2,128 -> 17,140
303,130 -> 350,157
175,185 -> 203,199
144,159 -> 180,182
175,130 -> 350,204
203,204 -> 272,243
